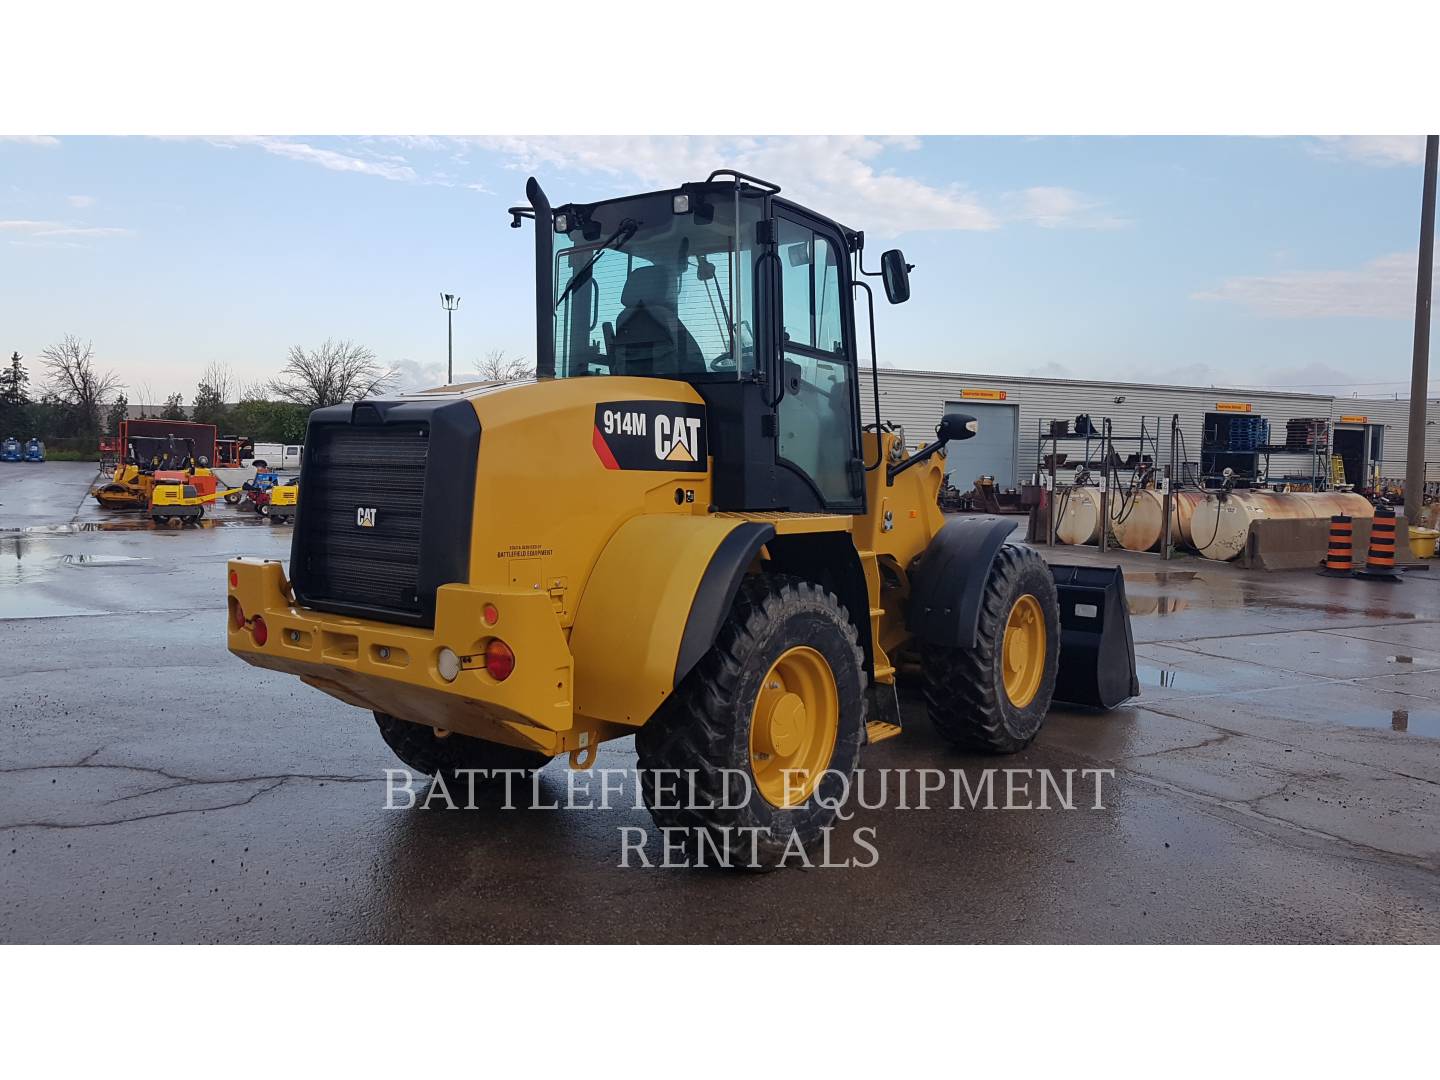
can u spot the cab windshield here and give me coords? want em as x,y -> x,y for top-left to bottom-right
552,188 -> 763,380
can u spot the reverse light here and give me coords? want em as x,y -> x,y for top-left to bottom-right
251,615 -> 268,647
484,640 -> 515,682
437,647 -> 461,682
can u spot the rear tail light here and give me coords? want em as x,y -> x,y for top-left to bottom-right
230,597 -> 245,630
484,639 -> 515,681
251,615 -> 268,647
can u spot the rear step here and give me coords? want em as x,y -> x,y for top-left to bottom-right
865,721 -> 903,744
864,682 -> 903,744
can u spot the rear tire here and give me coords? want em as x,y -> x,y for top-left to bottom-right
635,575 -> 865,868
374,712 -> 552,787
922,544 -> 1061,754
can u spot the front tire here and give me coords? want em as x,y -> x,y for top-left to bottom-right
635,575 -> 865,867
374,712 -> 552,787
922,544 -> 1061,753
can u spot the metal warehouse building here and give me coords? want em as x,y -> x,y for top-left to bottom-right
866,367 -> 1440,493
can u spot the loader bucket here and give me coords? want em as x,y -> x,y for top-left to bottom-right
1047,564 -> 1139,710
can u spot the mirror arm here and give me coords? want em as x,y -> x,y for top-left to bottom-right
887,434 -> 950,485
855,231 -> 883,278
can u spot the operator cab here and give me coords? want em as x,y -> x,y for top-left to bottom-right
515,171 -> 911,514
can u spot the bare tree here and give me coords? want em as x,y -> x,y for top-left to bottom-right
474,349 -> 534,383
199,361 -> 236,404
237,379 -> 270,403
40,335 -> 123,433
133,380 -> 156,417
269,339 -> 395,408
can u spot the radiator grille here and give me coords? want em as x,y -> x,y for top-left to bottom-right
301,424 -> 429,616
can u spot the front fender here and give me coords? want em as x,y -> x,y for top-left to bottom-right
569,515 -> 773,726
906,516 -> 1019,649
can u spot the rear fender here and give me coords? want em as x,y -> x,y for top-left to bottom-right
906,516 -> 1018,648
569,515 -> 774,726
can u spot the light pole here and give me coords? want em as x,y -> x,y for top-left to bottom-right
1404,137 -> 1437,524
440,293 -> 461,385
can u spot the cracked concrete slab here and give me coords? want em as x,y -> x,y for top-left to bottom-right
2,466 -> 1439,942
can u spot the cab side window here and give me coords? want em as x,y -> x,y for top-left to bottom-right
775,219 -> 856,505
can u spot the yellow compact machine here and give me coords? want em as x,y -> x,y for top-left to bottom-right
93,436 -> 214,510
228,172 -> 1137,864
150,479 -> 213,526
260,482 -> 298,524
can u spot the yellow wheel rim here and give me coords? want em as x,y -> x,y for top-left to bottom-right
748,646 -> 839,808
1002,594 -> 1047,708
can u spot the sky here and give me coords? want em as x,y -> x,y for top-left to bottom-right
1,135 -> 1435,403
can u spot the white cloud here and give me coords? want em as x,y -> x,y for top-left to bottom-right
391,357 -> 448,393
66,194 -> 97,208
1194,251 -> 1435,318
1008,186 -> 1130,229
0,219 -> 133,239
470,136 -> 998,234
215,137 -> 418,182
1311,136 -> 1427,167
0,135 -> 60,147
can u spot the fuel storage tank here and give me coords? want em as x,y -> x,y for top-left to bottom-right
1110,489 -> 1208,552
1055,486 -> 1103,545
1189,491 -> 1374,561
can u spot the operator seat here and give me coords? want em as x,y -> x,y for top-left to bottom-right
610,265 -> 705,378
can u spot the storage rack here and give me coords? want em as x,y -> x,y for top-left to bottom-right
1258,417 -> 1331,491
1033,414 -> 1166,555
1200,412 -> 1269,485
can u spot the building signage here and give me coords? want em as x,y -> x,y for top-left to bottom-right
961,389 -> 1008,401
1338,415 -> 1368,425
1214,402 -> 1253,413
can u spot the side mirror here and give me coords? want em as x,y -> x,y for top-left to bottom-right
881,248 -> 913,304
938,412 -> 978,442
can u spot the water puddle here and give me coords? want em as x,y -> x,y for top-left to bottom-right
59,554 -> 151,567
0,560 -> 53,586
1333,706 -> 1440,738
1122,571 -> 1200,585
1134,664 -> 1229,693
6,516 -> 278,536
1127,595 -> 1190,616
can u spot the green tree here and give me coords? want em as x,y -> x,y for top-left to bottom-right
0,351 -> 30,434
192,362 -> 234,429
191,381 -> 228,429
106,394 -> 129,435
228,398 -> 308,443
161,393 -> 186,420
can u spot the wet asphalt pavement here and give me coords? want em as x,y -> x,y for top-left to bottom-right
3,461 -> 1439,942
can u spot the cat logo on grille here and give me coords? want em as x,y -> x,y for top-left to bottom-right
355,507 -> 378,528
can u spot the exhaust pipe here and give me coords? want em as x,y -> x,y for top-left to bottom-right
526,177 -> 555,379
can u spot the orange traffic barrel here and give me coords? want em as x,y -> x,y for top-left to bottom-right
1355,506 -> 1403,581
1319,514 -> 1353,576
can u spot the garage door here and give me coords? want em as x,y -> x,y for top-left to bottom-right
943,401 -> 1019,488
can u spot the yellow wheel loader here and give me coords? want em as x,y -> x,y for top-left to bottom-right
227,171 -> 1137,865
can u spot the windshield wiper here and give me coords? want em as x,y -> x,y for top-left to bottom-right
554,219 -> 638,310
